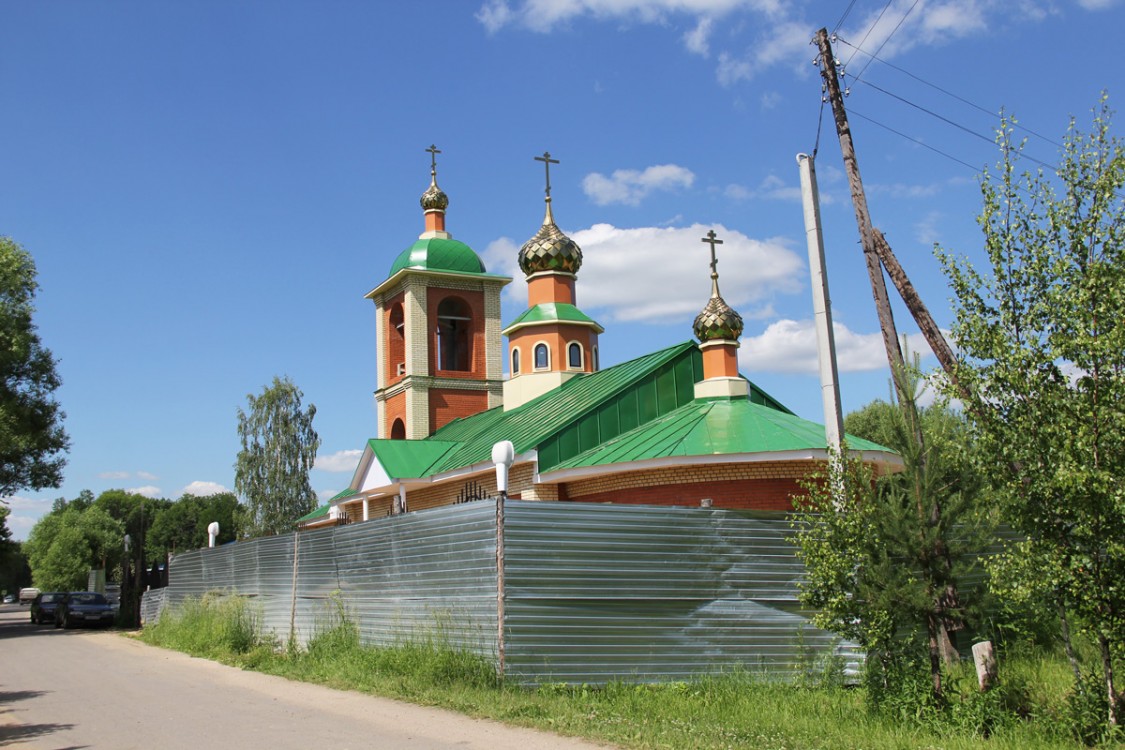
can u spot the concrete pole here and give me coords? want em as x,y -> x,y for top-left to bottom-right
797,153 -> 844,452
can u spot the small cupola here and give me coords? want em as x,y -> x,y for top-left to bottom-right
420,144 -> 450,237
693,230 -> 749,400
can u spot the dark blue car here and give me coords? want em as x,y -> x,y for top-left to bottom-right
30,592 -> 65,625
55,592 -> 116,629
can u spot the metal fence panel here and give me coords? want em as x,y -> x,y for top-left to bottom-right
334,502 -> 498,656
502,501 -> 860,684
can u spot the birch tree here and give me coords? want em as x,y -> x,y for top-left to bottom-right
234,377 -> 320,537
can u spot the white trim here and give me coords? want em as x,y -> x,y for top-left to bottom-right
510,345 -> 521,376
502,318 -> 604,336
566,340 -> 584,371
538,448 -> 904,484
532,341 -> 551,371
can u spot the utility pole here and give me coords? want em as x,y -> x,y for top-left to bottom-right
814,28 -> 909,402
813,28 -> 970,405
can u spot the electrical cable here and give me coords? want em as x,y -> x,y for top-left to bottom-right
843,0 -> 893,68
836,36 -> 1064,148
848,107 -> 984,172
832,0 -> 859,34
852,0 -> 923,83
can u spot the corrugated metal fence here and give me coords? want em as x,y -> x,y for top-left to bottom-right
146,500 -> 857,685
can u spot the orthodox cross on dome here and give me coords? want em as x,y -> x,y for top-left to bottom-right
426,144 -> 442,176
701,230 -> 724,280
534,151 -> 559,199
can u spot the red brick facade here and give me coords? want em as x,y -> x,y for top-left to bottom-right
428,387 -> 491,435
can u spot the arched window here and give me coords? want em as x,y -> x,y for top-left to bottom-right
436,297 -> 472,371
534,343 -> 549,370
592,346 -> 599,372
390,418 -> 406,440
389,303 -> 405,378
511,347 -> 520,375
567,342 -> 582,369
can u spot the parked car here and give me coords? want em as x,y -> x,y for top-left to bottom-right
30,592 -> 65,624
2,594 -> 14,604
55,592 -> 116,629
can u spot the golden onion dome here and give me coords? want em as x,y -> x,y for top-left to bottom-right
693,276 -> 744,342
518,199 -> 583,275
420,172 -> 449,212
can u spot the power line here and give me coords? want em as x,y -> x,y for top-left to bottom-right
843,0 -> 893,69
848,107 -> 985,173
852,0 -> 923,83
836,35 -> 1064,148
832,0 -> 860,34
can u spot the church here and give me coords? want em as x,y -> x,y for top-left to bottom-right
297,150 -> 897,529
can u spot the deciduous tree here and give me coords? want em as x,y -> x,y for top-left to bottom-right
0,237 -> 69,497
938,96 -> 1125,729
234,377 -> 320,537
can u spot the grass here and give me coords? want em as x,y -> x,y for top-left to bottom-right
138,595 -> 1122,750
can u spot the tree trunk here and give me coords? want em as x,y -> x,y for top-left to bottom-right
927,611 -> 944,702
1098,632 -> 1119,727
1059,600 -> 1082,684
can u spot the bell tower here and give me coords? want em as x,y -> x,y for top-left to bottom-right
367,146 -> 511,439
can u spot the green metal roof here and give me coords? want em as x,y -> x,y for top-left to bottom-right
428,341 -> 702,473
295,503 -> 331,523
367,439 -> 459,479
502,302 -> 604,335
546,398 -> 892,472
388,237 -> 487,276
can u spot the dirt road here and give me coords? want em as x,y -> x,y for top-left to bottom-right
0,604 -> 608,749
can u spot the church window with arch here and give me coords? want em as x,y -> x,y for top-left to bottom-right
436,297 -> 472,371
533,342 -> 550,370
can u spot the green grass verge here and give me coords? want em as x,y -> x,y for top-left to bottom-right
138,595 -> 1120,749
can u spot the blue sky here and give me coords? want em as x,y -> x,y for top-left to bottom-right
2,0 -> 1121,538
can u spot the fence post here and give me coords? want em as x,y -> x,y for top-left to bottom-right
289,530 -> 300,648
496,493 -> 506,678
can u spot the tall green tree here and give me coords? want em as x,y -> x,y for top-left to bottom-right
938,96 -> 1125,729
24,502 -> 125,591
235,376 -> 320,537
0,237 -> 69,497
149,492 -> 242,553
792,367 -> 987,708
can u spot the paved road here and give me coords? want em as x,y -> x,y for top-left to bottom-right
0,604 -> 608,750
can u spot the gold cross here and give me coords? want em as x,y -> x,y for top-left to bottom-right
534,151 -> 560,198
701,230 -> 723,277
425,144 -> 441,174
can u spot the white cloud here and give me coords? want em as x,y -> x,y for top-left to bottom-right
127,485 -> 163,498
740,318 -> 931,373
477,0 -> 784,33
683,16 -> 714,56
760,90 -> 781,109
98,471 -> 130,480
2,495 -> 55,541
723,174 -> 824,204
314,449 -> 364,473
1076,0 -> 1119,9
180,481 -> 230,497
582,164 -> 695,206
137,470 -> 159,481
490,222 -> 804,324
317,488 -> 342,502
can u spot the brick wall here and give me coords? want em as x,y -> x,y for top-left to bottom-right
563,461 -> 821,511
428,387 -> 491,434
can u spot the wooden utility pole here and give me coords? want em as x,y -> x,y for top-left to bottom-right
814,28 -> 908,399
813,28 -> 970,405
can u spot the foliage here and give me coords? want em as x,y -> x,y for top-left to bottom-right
23,501 -> 126,590
0,236 -> 69,497
140,598 -> 1096,749
148,492 -> 241,554
937,95 -> 1125,729
0,506 -> 31,594
234,376 -> 320,537
142,592 -> 269,658
792,372 -> 990,710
